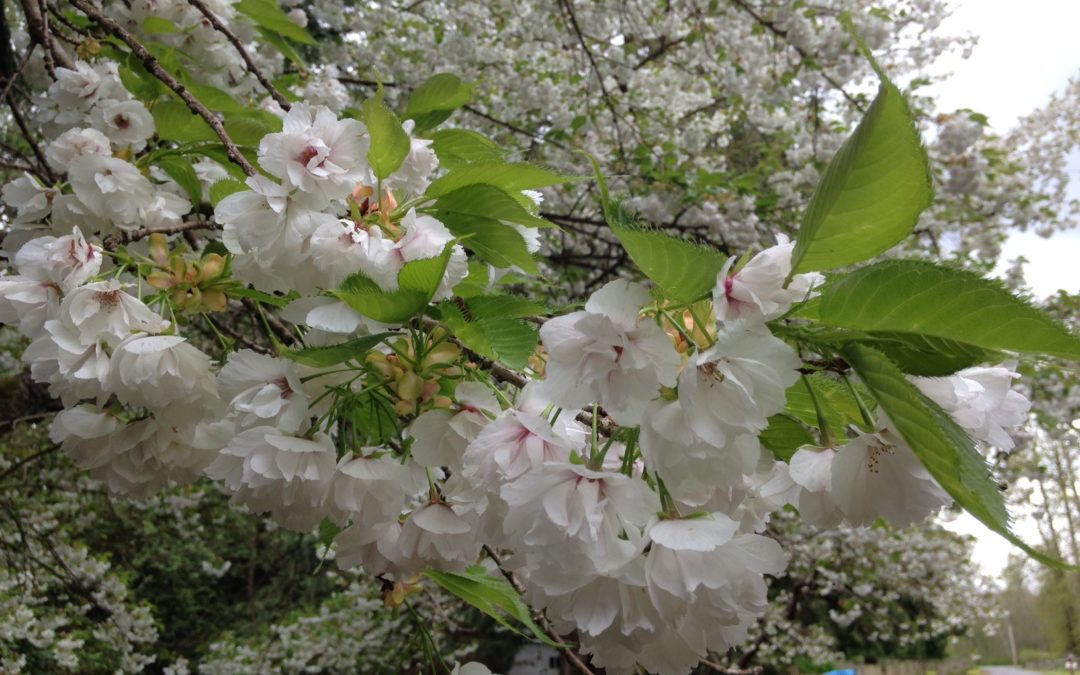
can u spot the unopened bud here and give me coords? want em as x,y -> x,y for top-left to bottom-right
148,233 -> 169,266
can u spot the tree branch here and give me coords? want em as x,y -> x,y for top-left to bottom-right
16,0 -> 74,71
6,95 -> 56,182
0,443 -> 59,483
727,0 -> 866,113
337,76 -> 567,150
101,219 -> 220,252
557,0 -> 626,156
68,0 -> 257,176
482,544 -> 596,675
185,0 -> 292,110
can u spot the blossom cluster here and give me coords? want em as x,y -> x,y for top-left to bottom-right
0,1 -> 1045,672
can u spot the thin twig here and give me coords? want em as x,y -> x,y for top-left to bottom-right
36,0 -> 55,77
5,96 -> 56,181
0,443 -> 60,483
17,0 -> 73,70
186,0 -> 292,110
337,76 -> 568,151
422,315 -> 618,435
0,44 -> 37,104
102,219 -> 219,252
68,0 -> 257,176
241,297 -> 296,345
728,0 -> 865,112
482,545 -> 596,675
557,0 -> 626,156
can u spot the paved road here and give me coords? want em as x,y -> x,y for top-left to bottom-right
982,666 -> 1044,675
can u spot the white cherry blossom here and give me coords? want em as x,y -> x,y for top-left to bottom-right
258,103 -> 371,203
205,427 -> 337,532
539,279 -> 680,422
107,334 -> 218,411
912,363 -> 1031,451
714,235 -> 824,324
678,324 -> 801,446
830,418 -> 952,526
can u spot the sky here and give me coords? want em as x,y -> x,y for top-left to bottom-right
921,0 -> 1080,578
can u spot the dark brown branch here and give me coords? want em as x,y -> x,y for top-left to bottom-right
337,76 -> 567,150
241,297 -> 296,345
102,219 -> 220,252
0,443 -> 59,483
17,0 -> 73,71
482,545 -> 596,675
728,0 -> 865,112
35,0 -> 56,76
557,0 -> 626,155
46,2 -> 91,38
186,0 -> 292,110
0,45 -> 37,104
6,95 -> 56,181
69,0 -> 257,176
633,33 -> 690,70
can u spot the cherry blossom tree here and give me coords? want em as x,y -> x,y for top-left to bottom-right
1,0 -> 1078,673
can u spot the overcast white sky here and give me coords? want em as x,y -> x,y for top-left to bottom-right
921,0 -> 1080,578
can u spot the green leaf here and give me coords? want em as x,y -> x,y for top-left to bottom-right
334,246 -> 454,323
156,156 -> 202,206
451,259 -> 493,298
435,184 -> 551,229
438,301 -> 539,369
464,294 -> 547,320
781,375 -> 869,437
142,15 -> 179,34
761,414 -> 816,462
190,144 -> 251,180
817,260 -> 1080,361
225,284 -> 294,307
284,333 -> 394,368
790,75 -> 932,272
426,162 -> 579,199
141,15 -> 179,33
605,200 -> 727,304
235,0 -> 315,44
852,332 -> 1001,377
842,343 -> 1070,568
474,318 -> 539,369
438,211 -> 538,273
258,27 -> 307,68
431,129 -> 504,168
360,88 -> 410,180
152,100 -> 216,143
425,568 -> 566,648
182,82 -> 249,114
209,178 -> 249,206
223,110 -> 283,146
119,62 -> 166,101
404,73 -> 474,132
347,389 -> 400,445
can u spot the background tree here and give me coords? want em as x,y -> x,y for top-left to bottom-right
0,0 -> 1078,673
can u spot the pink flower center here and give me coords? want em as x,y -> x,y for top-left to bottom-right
271,376 -> 293,398
299,144 -> 323,166
93,289 -> 121,308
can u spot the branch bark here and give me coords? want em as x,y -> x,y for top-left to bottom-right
727,0 -> 866,113
68,0 -> 257,177
101,219 -> 220,253
16,0 -> 74,71
482,544 -> 596,675
185,0 -> 292,110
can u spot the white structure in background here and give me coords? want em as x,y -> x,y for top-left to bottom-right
507,645 -> 561,675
